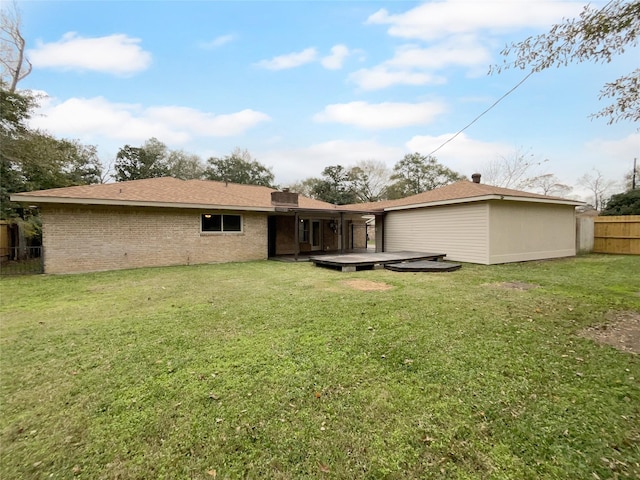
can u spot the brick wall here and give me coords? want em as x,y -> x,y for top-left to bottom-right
274,216 -> 297,255
41,205 -> 268,274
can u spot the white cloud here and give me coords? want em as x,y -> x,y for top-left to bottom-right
367,0 -> 584,41
199,34 -> 236,49
314,101 -> 446,129
349,35 -> 494,90
386,37 -> 491,70
349,66 -> 446,90
584,132 -> 640,176
586,133 -> 640,164
145,106 -> 271,137
260,140 -> 404,185
29,95 -> 271,144
255,47 -> 317,70
406,133 -> 513,175
28,32 -> 152,75
356,1 -> 585,90
321,44 -> 350,70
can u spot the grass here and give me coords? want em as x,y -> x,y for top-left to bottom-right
1,255 -> 639,479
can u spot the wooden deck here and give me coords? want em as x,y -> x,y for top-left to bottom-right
385,260 -> 460,272
310,251 -> 446,272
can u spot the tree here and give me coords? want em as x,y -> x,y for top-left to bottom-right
0,85 -> 33,136
493,0 -> 640,124
204,148 -> 275,187
113,137 -> 205,181
601,189 -> 640,215
386,153 -> 464,199
166,150 -> 205,180
482,149 -> 549,190
1,130 -> 103,218
578,169 -> 618,210
523,173 -> 572,197
309,165 -> 358,205
349,160 -> 391,202
113,137 -> 170,182
0,1 -> 32,92
288,177 -> 322,198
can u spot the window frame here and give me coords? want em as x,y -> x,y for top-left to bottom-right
200,213 -> 243,234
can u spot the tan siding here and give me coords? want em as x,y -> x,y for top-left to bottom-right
488,201 -> 576,263
384,203 -> 489,264
41,205 -> 267,274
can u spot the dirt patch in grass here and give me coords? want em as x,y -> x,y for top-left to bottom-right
580,311 -> 640,355
492,282 -> 539,291
342,279 -> 393,291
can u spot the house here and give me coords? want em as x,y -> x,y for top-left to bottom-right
11,174 -> 583,274
343,174 -> 583,265
10,177 -> 371,274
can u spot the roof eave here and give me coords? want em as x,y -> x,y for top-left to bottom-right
9,195 -> 276,212
384,195 -> 584,211
287,206 -> 384,215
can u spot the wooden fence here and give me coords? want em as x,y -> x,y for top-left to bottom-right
593,215 -> 640,254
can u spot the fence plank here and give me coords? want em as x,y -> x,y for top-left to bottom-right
593,215 -> 640,254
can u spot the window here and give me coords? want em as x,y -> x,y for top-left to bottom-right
201,214 -> 242,233
299,219 -> 309,243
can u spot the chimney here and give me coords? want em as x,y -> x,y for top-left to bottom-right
271,189 -> 299,206
471,173 -> 481,184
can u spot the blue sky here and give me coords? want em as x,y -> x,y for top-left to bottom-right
16,0 -> 639,200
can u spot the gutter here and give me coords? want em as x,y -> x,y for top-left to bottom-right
8,195 -> 276,213
383,194 -> 584,212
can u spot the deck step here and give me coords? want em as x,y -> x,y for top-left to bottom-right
310,251 -> 446,272
385,260 -> 461,272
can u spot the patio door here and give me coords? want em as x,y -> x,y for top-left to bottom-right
310,220 -> 322,251
299,219 -> 323,251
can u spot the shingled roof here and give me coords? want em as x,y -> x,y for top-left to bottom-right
10,177 -> 339,212
11,177 -> 583,213
341,180 -> 583,212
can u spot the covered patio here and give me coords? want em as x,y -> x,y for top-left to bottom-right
267,204 -> 383,261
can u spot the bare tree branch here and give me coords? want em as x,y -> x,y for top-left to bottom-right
1,0 -> 32,92
492,0 -> 640,124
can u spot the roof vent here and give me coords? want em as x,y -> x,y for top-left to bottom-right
471,173 -> 481,184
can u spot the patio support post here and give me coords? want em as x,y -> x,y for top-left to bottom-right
375,213 -> 384,253
294,211 -> 299,261
339,212 -> 344,254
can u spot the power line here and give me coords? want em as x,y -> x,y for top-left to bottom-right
427,0 -> 618,158
427,70 -> 535,157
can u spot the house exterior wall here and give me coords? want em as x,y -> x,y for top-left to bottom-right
322,219 -> 339,251
274,215 -> 297,255
488,201 -> 576,263
348,221 -> 367,249
41,205 -> 268,274
384,203 -> 490,264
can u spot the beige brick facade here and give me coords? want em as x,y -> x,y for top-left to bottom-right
41,205 -> 268,274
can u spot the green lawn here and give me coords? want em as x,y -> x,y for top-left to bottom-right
1,255 -> 639,479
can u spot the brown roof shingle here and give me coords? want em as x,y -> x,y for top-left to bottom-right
341,180 -> 582,211
12,178 -> 582,212
12,177 -> 338,211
